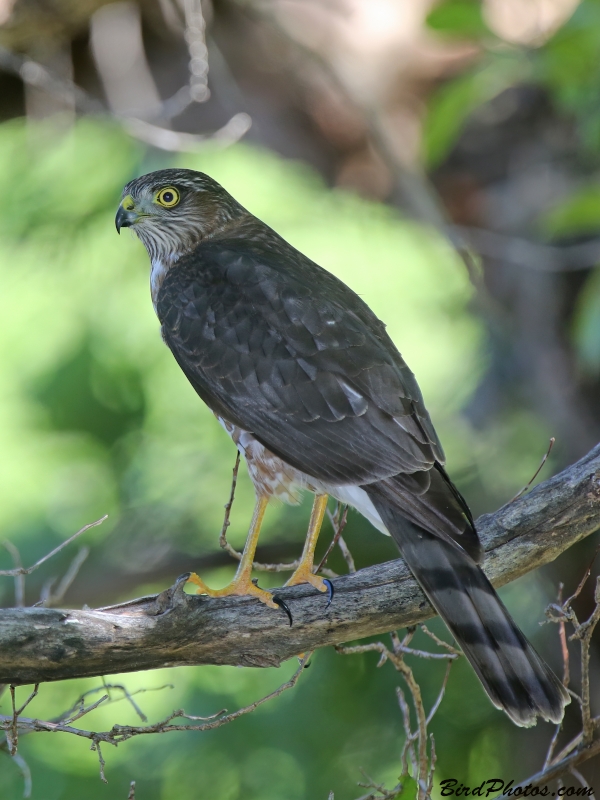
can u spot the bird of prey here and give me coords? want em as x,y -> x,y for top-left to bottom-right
116,168 -> 568,727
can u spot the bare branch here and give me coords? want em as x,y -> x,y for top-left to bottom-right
0,654 -> 311,746
338,629 -> 452,799
455,225 -> 600,273
503,523 -> 600,792
0,444 -> 598,684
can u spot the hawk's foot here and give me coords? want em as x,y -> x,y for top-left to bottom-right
284,566 -> 328,592
284,494 -> 330,595
187,572 -> 278,609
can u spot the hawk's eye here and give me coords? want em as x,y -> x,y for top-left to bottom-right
155,187 -> 180,208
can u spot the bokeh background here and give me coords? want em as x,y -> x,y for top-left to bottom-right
0,0 -> 599,796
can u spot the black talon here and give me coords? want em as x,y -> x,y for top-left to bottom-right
273,595 -> 293,626
323,578 -> 334,608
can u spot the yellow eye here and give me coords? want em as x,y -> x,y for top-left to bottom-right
155,187 -> 180,207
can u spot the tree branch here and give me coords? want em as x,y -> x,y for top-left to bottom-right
1,444 -> 599,685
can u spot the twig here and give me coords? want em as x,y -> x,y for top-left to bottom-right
316,504 -> 349,573
425,661 -> 453,726
571,768 -> 595,800
337,633 -> 451,799
1,654 -> 311,750
10,752 -> 32,799
455,225 -> 600,273
571,577 -> 600,744
565,543 -> 600,609
45,547 -> 90,607
66,695 -> 110,726
337,535 -> 356,574
219,451 -> 241,554
508,534 -> 600,791
128,781 -> 136,800
545,585 -> 569,770
0,41 -> 251,154
101,679 -> 146,723
427,735 -> 437,798
501,738 -> 600,795
417,625 -> 462,657
7,685 -> 39,757
2,542 -> 25,607
511,438 -> 555,502
0,517 -> 107,579
122,114 -> 252,152
218,454 -> 338,577
90,739 -> 107,783
397,686 -> 417,778
58,683 -> 173,726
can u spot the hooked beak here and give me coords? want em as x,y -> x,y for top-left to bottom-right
115,196 -> 139,233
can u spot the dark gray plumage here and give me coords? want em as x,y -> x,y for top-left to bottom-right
116,168 -> 569,727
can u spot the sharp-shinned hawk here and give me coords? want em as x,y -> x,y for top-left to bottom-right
116,168 -> 568,727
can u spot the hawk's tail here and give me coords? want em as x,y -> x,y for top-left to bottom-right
366,484 -> 569,727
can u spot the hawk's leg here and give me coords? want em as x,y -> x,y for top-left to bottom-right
187,495 -> 278,608
285,494 -> 329,592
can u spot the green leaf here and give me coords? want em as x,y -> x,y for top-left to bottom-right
427,0 -> 490,38
423,53 -> 527,168
395,775 -> 418,798
538,185 -> 600,237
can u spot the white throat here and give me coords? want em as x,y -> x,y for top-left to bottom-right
150,254 -> 179,313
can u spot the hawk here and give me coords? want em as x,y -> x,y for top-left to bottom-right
116,168 -> 568,727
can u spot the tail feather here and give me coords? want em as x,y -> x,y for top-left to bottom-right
367,483 -> 569,727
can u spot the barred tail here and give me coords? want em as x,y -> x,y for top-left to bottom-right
367,485 -> 569,727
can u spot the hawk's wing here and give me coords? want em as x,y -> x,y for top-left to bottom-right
158,237 -> 478,557
158,239 -> 443,482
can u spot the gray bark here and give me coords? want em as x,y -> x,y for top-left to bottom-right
1,444 -> 599,685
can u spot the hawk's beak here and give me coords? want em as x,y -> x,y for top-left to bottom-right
115,196 -> 138,233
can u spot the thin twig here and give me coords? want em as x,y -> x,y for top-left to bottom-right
0,517 -> 107,578
219,451 -> 241,553
338,635 -> 448,799
10,752 -> 32,799
511,438 -> 555,502
128,781 -> 136,800
571,577 -> 600,744
218,454 -> 337,577
0,40 -> 251,153
337,535 -> 356,574
565,543 -> 600,609
1,655 -> 311,750
571,768 -> 595,800
425,661 -> 453,726
46,547 -> 90,607
316,504 -> 349,573
418,625 -> 462,657
397,686 -> 417,778
91,739 -> 107,783
2,542 -> 25,607
65,695 -> 109,726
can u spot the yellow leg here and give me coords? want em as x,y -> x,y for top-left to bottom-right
285,494 -> 329,592
187,496 -> 277,608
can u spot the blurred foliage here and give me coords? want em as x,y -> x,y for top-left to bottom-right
0,116 -> 565,798
425,0 -> 600,166
427,0 -> 600,383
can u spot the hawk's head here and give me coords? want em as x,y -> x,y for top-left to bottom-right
116,168 -> 244,260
